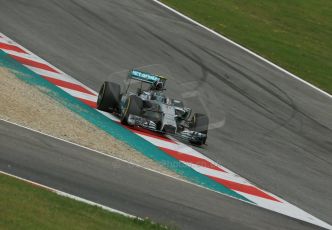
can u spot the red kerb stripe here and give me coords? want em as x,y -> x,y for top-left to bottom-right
10,54 -> 59,73
209,176 -> 280,202
129,127 -> 176,143
0,42 -> 27,53
42,76 -> 96,95
160,147 -> 225,172
77,98 -> 97,108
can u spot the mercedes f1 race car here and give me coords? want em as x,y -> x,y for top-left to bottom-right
97,69 -> 209,145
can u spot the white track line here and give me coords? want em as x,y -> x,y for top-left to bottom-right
0,118 -> 249,204
2,118 -> 331,229
153,0 -> 332,99
1,28 -> 331,228
0,170 -> 139,219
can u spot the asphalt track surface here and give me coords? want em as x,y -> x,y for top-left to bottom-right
0,0 -> 331,229
0,120 -> 324,230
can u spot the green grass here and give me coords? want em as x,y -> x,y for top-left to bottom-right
161,0 -> 332,94
0,174 -> 172,230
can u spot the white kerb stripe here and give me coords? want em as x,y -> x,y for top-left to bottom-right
236,191 -> 332,230
181,162 -> 251,185
0,48 -> 42,62
24,66 -> 84,85
58,87 -> 97,102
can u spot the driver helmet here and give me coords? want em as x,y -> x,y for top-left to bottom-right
152,80 -> 164,91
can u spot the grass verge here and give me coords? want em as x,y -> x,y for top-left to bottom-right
160,0 -> 332,94
0,173 -> 170,230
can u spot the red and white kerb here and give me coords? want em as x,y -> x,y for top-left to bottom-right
0,32 -> 330,229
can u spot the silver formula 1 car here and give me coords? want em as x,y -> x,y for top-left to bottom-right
97,69 -> 209,145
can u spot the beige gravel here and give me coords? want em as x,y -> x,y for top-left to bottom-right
0,67 -> 182,179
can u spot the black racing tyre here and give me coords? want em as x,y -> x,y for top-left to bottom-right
121,95 -> 143,125
97,81 -> 121,112
191,113 -> 209,144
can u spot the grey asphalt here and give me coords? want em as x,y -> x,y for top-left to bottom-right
0,120 -> 323,230
0,0 -> 331,229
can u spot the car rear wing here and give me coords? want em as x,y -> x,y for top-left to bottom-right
129,69 -> 166,84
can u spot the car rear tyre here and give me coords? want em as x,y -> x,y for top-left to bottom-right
190,113 -> 209,144
121,95 -> 143,125
97,81 -> 121,112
